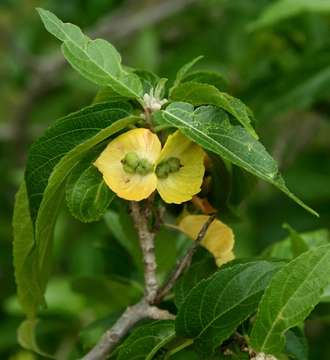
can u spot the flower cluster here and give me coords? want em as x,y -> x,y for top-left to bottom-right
94,128 -> 205,203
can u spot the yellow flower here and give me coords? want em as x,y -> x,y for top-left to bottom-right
94,128 -> 205,203
178,214 -> 235,266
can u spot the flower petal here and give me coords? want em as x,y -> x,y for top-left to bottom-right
178,214 -> 234,260
156,131 -> 205,204
94,128 -> 161,201
216,251 -> 235,267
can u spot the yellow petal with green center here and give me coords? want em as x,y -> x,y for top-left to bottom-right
156,131 -> 205,204
178,215 -> 235,262
94,128 -> 161,201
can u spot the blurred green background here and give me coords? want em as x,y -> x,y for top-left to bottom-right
1,0 -> 330,359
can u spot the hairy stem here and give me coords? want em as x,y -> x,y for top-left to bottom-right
130,200 -> 158,303
82,201 -> 215,359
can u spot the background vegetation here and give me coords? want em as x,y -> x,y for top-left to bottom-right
1,0 -> 330,358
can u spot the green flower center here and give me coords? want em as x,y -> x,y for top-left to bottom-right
155,157 -> 182,179
121,152 -> 154,176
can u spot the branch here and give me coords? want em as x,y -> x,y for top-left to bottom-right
82,299 -> 174,360
82,210 -> 214,359
130,200 -> 158,303
83,196 -> 175,360
155,215 -> 216,303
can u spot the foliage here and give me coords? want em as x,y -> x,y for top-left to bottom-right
1,0 -> 330,359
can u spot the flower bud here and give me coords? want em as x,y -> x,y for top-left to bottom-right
136,158 -> 154,175
123,152 -> 139,168
155,162 -> 170,178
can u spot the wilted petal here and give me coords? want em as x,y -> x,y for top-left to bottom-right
94,128 -> 161,201
178,214 -> 235,262
216,250 -> 235,267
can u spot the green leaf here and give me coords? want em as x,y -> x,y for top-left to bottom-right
182,70 -> 227,91
283,223 -> 309,258
37,8 -> 143,99
13,182 -> 43,318
17,108 -> 138,317
170,56 -> 203,94
25,101 -> 131,221
135,69 -> 160,94
285,327 -> 308,360
117,321 -> 175,360
174,254 -> 217,309
264,228 -> 329,260
158,102 -> 317,216
175,260 -> 283,356
17,319 -> 53,358
250,0 -> 330,30
170,82 -> 258,139
93,87 -> 127,104
169,350 -> 200,360
33,115 -> 138,307
250,245 -> 330,356
66,150 -> 115,222
104,208 -> 143,272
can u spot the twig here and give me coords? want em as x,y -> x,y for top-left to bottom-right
130,201 -> 158,303
82,299 -> 174,360
155,215 -> 216,303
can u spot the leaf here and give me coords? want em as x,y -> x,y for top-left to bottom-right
66,149 -> 115,222
285,327 -> 308,360
37,8 -> 143,99
169,350 -> 200,360
117,321 -> 175,360
93,87 -> 127,104
182,70 -> 227,91
134,69 -> 160,94
25,101 -> 132,221
33,115 -> 138,307
264,228 -> 330,260
250,0 -> 330,30
175,260 -> 283,356
158,102 -> 317,216
13,182 -> 43,318
170,56 -> 203,94
104,208 -> 143,272
17,110 -> 138,317
17,319 -> 53,358
174,254 -> 217,308
170,82 -> 258,139
283,223 -> 309,257
250,244 -> 330,356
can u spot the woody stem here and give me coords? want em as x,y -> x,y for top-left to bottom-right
130,199 -> 158,303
